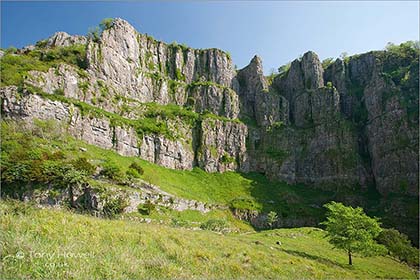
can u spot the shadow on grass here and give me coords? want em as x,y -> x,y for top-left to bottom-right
239,172 -> 334,225
280,248 -> 350,269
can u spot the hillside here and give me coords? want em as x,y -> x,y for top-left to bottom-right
0,200 -> 416,279
0,17 -> 419,278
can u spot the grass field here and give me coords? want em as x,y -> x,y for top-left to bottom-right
0,200 -> 416,279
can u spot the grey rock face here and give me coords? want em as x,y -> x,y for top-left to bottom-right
46,31 -> 87,47
1,17 -> 417,200
198,118 -> 247,172
237,55 -> 268,118
139,118 -> 195,170
188,85 -> 239,119
363,72 -> 418,195
301,51 -> 324,89
273,51 -> 324,125
85,18 -> 236,108
236,55 -> 288,126
1,86 -> 139,157
324,58 -> 354,118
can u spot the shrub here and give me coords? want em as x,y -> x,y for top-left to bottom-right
71,157 -> 95,176
220,153 -> 235,164
53,88 -> 65,95
137,200 -> 155,215
376,228 -> 419,267
200,219 -> 229,233
129,161 -> 144,175
100,161 -> 125,181
322,57 -> 334,69
103,195 -> 129,218
126,168 -> 140,179
99,18 -> 114,31
171,218 -> 189,228
278,62 -> 291,75
266,211 -> 278,229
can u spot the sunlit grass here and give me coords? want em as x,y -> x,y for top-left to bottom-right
0,200 -> 415,279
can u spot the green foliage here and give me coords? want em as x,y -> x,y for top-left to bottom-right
174,68 -> 186,81
137,200 -> 155,215
264,147 -> 288,163
340,52 -> 349,61
126,161 -> 144,179
100,161 -> 125,182
87,26 -> 101,43
385,41 -> 419,53
200,219 -> 229,233
71,157 -> 95,176
322,57 -> 334,69
220,153 -> 235,164
126,168 -> 140,179
0,120 -> 88,196
53,88 -> 65,95
278,62 -> 291,75
128,161 -> 144,175
103,195 -> 129,218
266,211 -> 278,229
376,228 -> 419,267
321,202 -> 385,265
99,18 -> 114,31
87,18 -> 115,43
326,81 -> 333,89
230,198 -> 261,211
78,81 -> 89,93
0,44 -> 87,86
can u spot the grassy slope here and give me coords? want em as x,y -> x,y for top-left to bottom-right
0,201 -> 415,279
58,135 -> 335,218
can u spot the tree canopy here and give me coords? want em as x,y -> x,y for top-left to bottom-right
321,202 -> 385,265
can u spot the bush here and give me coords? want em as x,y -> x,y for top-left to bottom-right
53,88 -> 65,95
103,195 -> 129,218
376,228 -> 419,267
200,219 -> 229,233
126,168 -> 140,179
220,153 -> 235,164
137,200 -> 155,215
100,161 -> 125,181
99,18 -> 114,31
71,157 -> 95,176
129,161 -> 144,175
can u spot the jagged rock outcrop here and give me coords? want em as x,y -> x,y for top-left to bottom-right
86,18 -> 237,107
237,55 -> 289,126
1,18 -> 418,198
46,31 -> 87,47
324,58 -> 353,118
1,17 -> 418,245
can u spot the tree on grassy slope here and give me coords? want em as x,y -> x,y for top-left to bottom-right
321,202 -> 385,265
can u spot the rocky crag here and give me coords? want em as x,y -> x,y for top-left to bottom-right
1,18 -> 418,239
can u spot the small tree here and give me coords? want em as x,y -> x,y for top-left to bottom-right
267,211 -> 278,229
99,18 -> 114,31
321,202 -> 385,265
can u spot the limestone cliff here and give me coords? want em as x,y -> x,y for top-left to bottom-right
1,18 -> 418,200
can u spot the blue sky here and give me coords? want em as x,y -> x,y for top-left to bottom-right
1,1 -> 419,74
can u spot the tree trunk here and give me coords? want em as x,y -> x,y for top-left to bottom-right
348,251 -> 352,265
